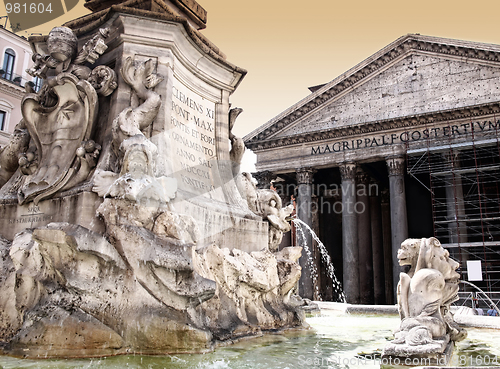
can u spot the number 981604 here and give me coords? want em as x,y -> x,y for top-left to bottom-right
5,2 -> 53,13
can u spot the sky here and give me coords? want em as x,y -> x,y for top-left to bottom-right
3,0 -> 500,140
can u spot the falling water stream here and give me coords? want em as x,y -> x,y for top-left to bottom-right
460,280 -> 500,315
292,218 -> 346,303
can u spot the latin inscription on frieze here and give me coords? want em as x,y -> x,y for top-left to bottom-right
169,78 -> 217,195
8,204 -> 54,225
310,120 -> 500,155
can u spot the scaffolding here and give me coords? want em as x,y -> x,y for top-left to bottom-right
407,127 -> 500,294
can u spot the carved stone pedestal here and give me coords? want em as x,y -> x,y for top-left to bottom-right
0,1 -> 304,358
382,341 -> 454,367
0,189 -> 104,240
382,237 -> 466,367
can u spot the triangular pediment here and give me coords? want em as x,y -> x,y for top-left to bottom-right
244,34 -> 500,147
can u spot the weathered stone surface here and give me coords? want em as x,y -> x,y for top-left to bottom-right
0,236 -> 19,341
275,55 -> 500,137
0,14 -> 301,357
382,237 -> 466,362
192,244 -> 304,340
0,222 -> 215,356
0,191 -> 105,241
8,307 -> 124,358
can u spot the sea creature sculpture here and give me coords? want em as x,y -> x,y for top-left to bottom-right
383,237 -> 466,361
236,172 -> 293,251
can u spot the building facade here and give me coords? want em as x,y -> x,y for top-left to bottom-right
245,34 -> 500,304
0,25 -> 39,146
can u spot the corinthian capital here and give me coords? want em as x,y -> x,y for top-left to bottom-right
356,168 -> 370,185
386,156 -> 406,177
296,167 -> 316,185
339,162 -> 357,181
253,170 -> 275,189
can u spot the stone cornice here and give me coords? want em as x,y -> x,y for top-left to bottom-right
244,34 -> 500,145
356,169 -> 370,185
0,26 -> 30,48
83,0 -> 207,29
0,80 -> 25,99
245,101 -> 500,152
27,0 -> 246,82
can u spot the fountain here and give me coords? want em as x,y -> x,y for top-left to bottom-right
382,237 -> 467,365
0,0 -> 305,358
0,1 -> 496,366
460,280 -> 500,316
292,218 -> 346,303
1,308 -> 499,368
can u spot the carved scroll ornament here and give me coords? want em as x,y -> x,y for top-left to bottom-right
0,26 -> 117,203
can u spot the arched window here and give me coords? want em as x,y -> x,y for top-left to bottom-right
0,100 -> 14,132
2,48 -> 16,81
0,110 -> 6,131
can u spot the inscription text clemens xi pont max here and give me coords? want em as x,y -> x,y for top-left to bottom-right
170,81 -> 217,194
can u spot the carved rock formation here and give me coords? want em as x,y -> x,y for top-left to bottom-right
236,172 -> 294,251
0,25 -> 303,358
383,237 -> 467,362
0,26 -> 116,204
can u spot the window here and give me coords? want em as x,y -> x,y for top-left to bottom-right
33,76 -> 43,92
2,48 -> 16,81
0,110 -> 6,131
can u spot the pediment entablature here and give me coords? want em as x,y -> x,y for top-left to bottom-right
245,101 -> 500,151
244,34 -> 500,148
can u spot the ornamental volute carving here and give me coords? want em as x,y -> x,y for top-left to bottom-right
339,162 -> 357,181
295,167 -> 316,185
386,156 -> 406,177
356,168 -> 370,185
253,170 -> 276,189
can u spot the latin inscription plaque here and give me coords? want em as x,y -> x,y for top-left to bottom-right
169,78 -> 217,197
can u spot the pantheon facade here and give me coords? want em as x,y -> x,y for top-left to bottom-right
244,34 -> 500,304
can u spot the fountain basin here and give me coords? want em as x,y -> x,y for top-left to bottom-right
1,305 -> 499,368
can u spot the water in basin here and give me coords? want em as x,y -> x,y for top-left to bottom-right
0,310 -> 498,368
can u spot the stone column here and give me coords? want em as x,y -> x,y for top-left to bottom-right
386,156 -> 408,300
370,179 -> 385,305
443,152 -> 468,245
311,195 -> 321,300
339,162 -> 360,304
356,169 -> 373,304
380,188 -> 394,305
295,167 -> 316,299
